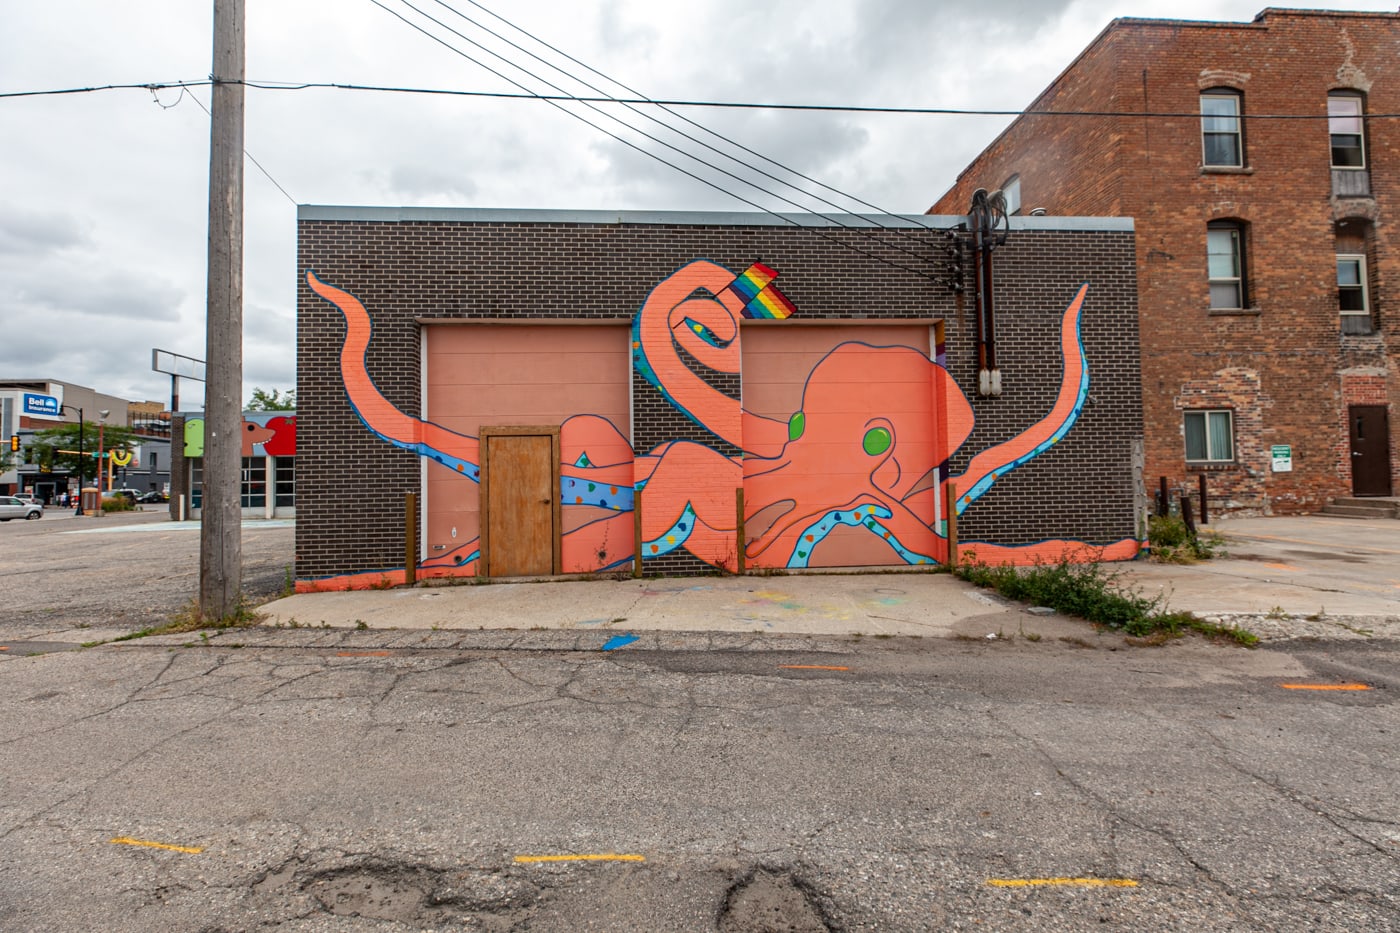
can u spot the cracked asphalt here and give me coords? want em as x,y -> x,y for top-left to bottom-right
0,511 -> 1397,930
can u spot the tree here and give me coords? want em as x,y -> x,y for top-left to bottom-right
29,422 -> 139,485
247,387 -> 295,411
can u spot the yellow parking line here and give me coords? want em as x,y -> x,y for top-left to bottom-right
987,877 -> 1138,888
1279,683 -> 1371,691
110,837 -> 203,854
514,853 -> 645,863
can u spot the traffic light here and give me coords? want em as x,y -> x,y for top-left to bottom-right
9,435 -> 17,452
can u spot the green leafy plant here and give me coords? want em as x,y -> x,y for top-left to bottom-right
954,556 -> 1256,646
100,495 -> 135,513
1147,514 -> 1219,563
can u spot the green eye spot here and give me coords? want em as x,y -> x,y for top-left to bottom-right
862,426 -> 891,456
788,411 -> 805,441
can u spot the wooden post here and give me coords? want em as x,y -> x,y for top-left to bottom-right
633,487 -> 643,579
404,492 -> 417,585
1157,476 -> 1169,517
199,0 -> 246,621
735,487 -> 746,576
1181,492 -> 1197,538
1198,473 -> 1209,525
946,481 -> 959,568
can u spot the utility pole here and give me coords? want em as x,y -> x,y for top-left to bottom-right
201,0 -> 245,620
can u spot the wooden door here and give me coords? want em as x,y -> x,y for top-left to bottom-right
484,430 -> 558,576
1349,405 -> 1393,497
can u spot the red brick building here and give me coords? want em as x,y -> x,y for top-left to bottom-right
931,8 -> 1398,515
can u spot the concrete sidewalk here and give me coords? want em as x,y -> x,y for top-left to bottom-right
259,515 -> 1400,642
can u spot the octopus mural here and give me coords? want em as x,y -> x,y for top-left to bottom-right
304,261 -> 1134,589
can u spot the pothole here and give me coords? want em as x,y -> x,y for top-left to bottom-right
718,867 -> 834,932
263,857 -> 539,926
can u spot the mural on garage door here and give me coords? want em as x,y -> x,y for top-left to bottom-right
307,261 -> 1125,583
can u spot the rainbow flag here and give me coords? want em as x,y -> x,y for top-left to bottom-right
729,262 -> 796,319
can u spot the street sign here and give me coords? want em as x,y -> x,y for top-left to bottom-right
22,393 -> 60,418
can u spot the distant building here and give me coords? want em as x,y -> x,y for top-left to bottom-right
930,8 -> 1399,515
0,379 -> 170,501
169,410 -> 297,519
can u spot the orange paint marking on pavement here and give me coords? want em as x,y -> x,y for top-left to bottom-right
514,853 -> 645,863
336,651 -> 393,657
1263,562 -> 1298,572
779,664 -> 851,671
987,877 -> 1138,888
110,837 -> 204,854
1279,683 -> 1371,691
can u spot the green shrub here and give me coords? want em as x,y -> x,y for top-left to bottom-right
954,556 -> 1255,645
1147,514 -> 1219,563
100,495 -> 135,513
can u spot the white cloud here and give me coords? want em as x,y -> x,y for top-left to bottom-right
1,0 -> 1395,406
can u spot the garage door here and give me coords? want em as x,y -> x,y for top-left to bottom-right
741,325 -> 941,569
424,325 -> 631,575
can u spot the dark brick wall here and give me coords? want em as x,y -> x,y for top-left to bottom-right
297,213 -> 1139,578
932,9 -> 1400,514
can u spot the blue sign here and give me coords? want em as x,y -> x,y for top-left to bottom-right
22,393 -> 60,417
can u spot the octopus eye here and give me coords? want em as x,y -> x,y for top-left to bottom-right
862,426 -> 891,456
788,411 -> 805,442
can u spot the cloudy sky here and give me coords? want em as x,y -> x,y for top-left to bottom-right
2,0 -> 1393,409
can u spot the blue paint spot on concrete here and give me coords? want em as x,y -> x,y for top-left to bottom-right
601,634 -> 640,651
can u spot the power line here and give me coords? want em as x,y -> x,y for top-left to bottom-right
152,85 -> 298,205
8,78 -> 1397,120
366,0 -> 953,284
377,0 -> 952,277
425,0 -> 954,269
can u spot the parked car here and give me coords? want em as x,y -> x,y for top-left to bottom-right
12,492 -> 40,505
0,496 -> 43,521
102,488 -> 140,503
136,490 -> 168,504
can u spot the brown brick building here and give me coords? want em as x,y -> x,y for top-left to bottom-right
295,207 -> 1142,588
931,8 -> 1399,515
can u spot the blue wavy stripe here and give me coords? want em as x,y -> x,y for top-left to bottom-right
562,476 -> 634,511
957,337 -> 1088,515
642,503 -> 697,558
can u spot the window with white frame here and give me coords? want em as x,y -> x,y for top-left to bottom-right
1001,175 -> 1022,215
1201,90 -> 1243,167
1329,93 -> 1366,169
1184,410 -> 1234,463
1207,222 -> 1247,309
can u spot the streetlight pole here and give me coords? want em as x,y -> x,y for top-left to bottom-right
96,409 -> 110,510
60,404 -> 84,515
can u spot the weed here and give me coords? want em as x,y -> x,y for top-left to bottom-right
89,597 -> 262,646
1147,514 -> 1220,564
1059,636 -> 1094,649
369,577 -> 395,590
355,619 -> 369,630
955,556 -> 1256,646
281,565 -> 295,597
1266,605 -> 1288,620
1024,632 -> 1043,643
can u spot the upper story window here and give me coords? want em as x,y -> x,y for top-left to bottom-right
1338,254 -> 1373,335
1207,221 -> 1248,310
1201,90 -> 1244,168
1001,175 -> 1022,215
1328,92 -> 1366,169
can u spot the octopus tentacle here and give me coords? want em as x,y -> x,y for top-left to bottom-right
949,284 -> 1090,514
307,270 -> 482,479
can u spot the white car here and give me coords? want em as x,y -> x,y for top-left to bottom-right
12,492 -> 39,505
0,496 -> 43,520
